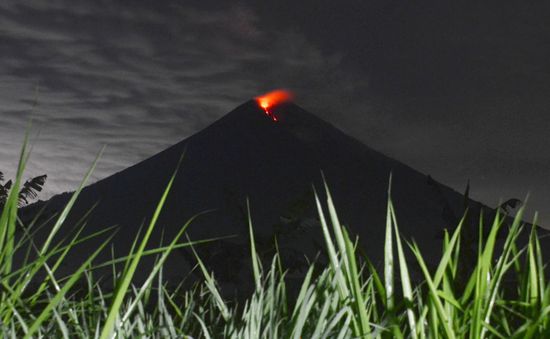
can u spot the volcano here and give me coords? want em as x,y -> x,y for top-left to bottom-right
22,99 -> 546,295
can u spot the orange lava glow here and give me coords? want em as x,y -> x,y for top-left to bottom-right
254,89 -> 294,122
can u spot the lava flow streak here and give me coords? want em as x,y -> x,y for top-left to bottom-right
254,89 -> 294,122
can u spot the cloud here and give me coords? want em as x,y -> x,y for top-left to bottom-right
0,1 -> 362,200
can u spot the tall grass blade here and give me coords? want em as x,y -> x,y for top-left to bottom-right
99,167 -> 178,339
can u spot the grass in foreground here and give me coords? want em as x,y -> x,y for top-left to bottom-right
1,140 -> 549,338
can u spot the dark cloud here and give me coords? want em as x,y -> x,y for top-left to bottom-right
0,0 -> 549,225
0,1 -> 352,196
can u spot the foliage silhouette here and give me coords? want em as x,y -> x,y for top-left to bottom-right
0,171 -> 47,209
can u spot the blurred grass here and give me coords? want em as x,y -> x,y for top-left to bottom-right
1,140 -> 549,338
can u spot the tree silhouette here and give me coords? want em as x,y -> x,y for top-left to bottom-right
0,171 -> 47,209
498,198 -> 522,214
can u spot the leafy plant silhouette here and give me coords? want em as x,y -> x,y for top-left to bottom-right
0,171 -> 47,209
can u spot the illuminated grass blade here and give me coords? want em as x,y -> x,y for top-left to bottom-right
388,200 -> 417,339
24,234 -> 115,339
99,168 -> 178,339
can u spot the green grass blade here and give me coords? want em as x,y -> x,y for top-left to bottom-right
40,147 -> 105,256
99,167 -> 177,339
389,201 -> 417,339
384,174 -> 395,311
24,234 -> 115,339
246,198 -> 262,290
410,242 -> 456,339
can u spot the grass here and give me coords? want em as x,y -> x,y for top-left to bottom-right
2,139 -> 549,338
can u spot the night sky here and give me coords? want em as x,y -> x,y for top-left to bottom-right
1,1 -> 549,225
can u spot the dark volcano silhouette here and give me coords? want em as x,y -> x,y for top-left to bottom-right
22,100 -> 548,295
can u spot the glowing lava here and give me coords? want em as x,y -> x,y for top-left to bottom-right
255,89 -> 294,122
